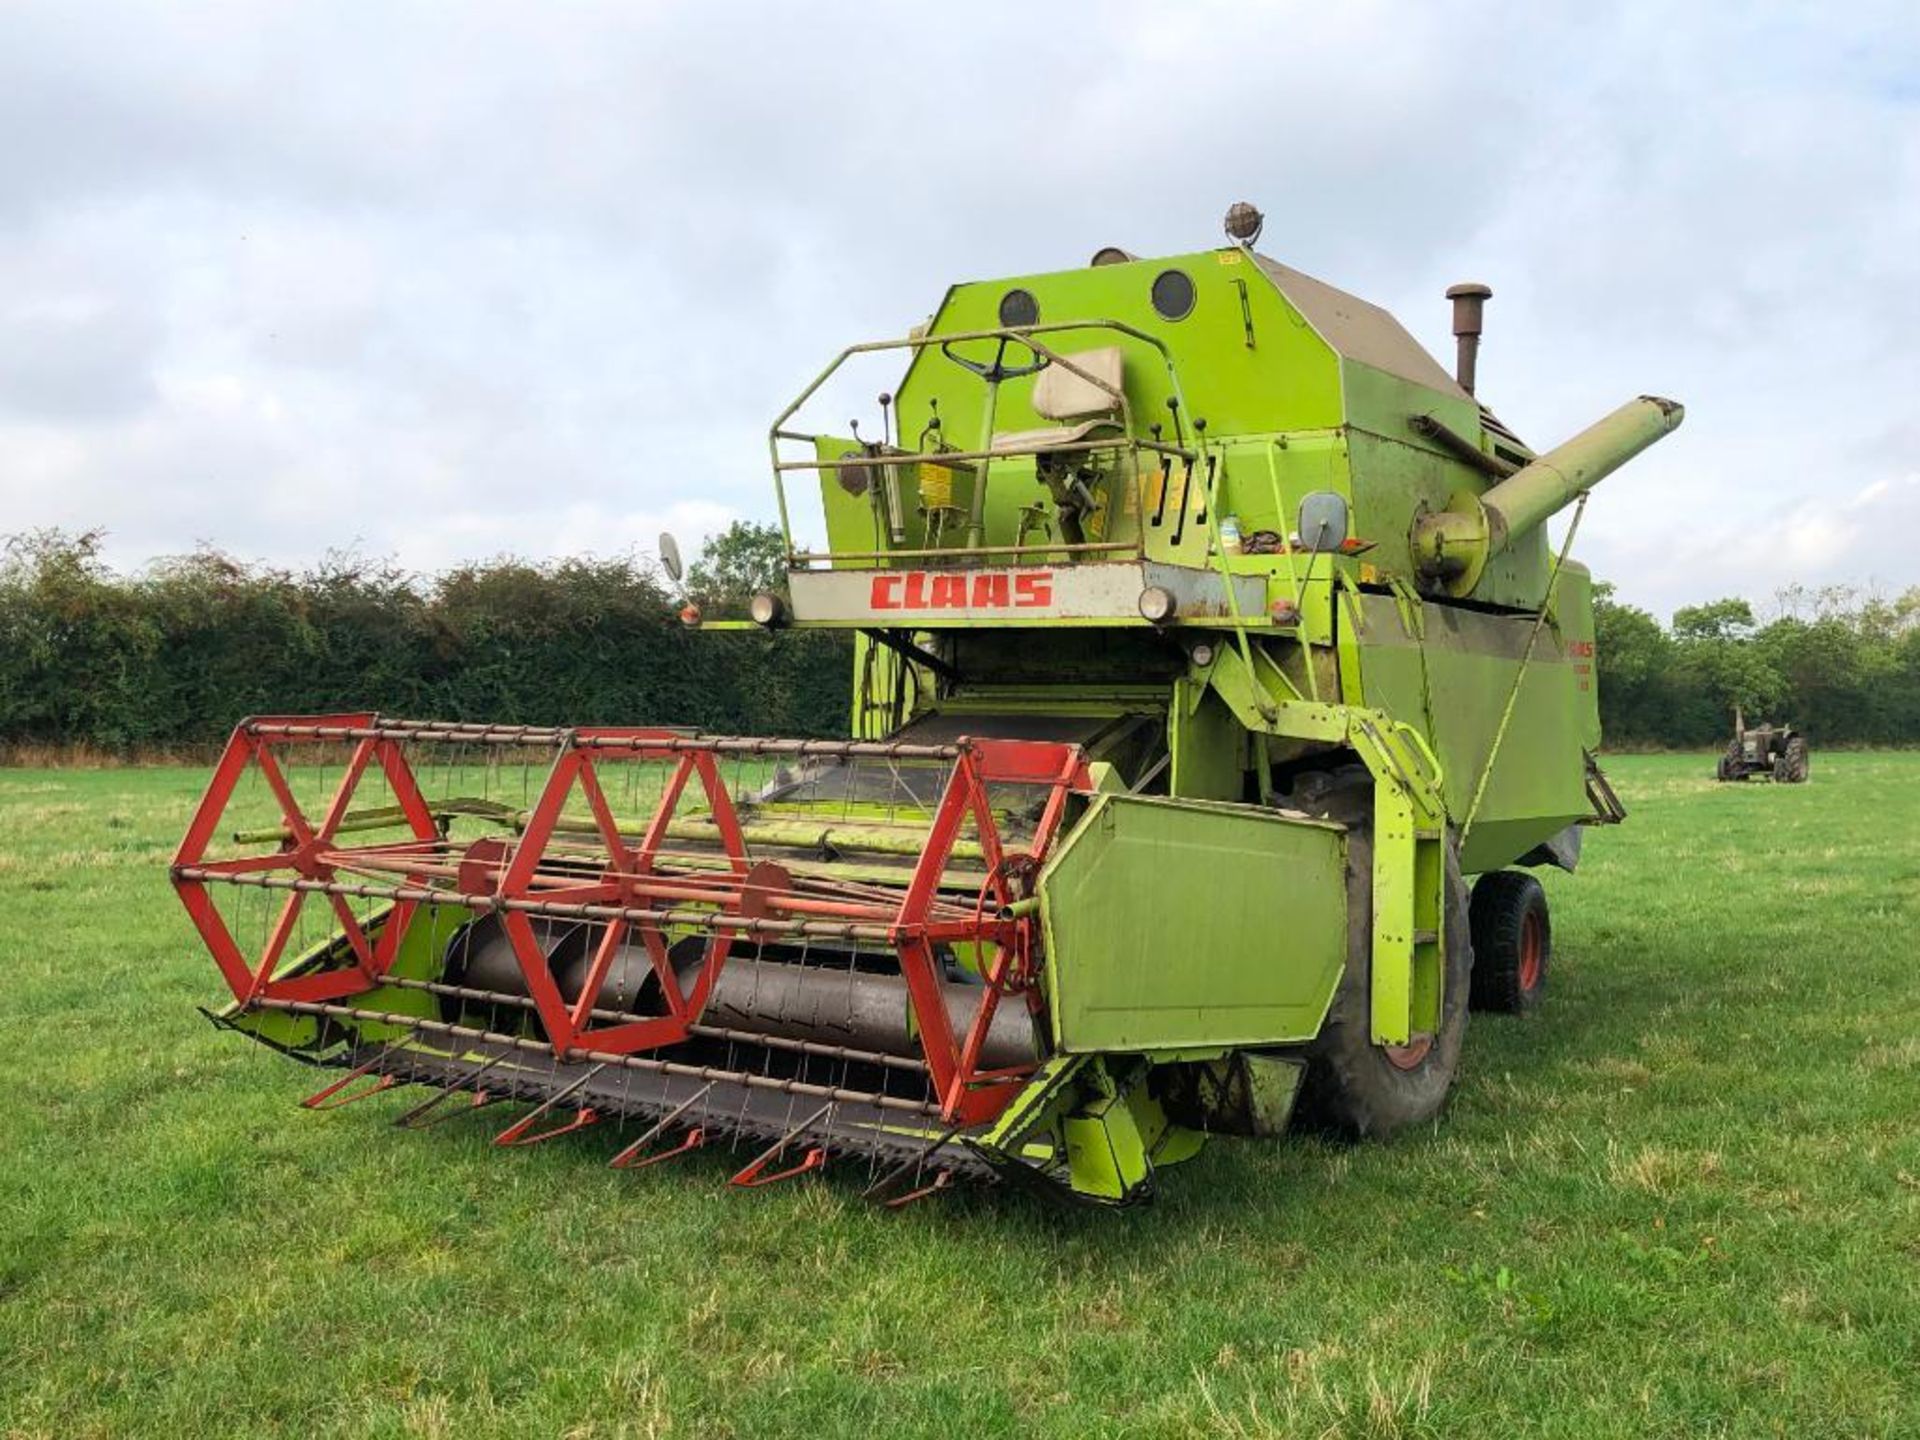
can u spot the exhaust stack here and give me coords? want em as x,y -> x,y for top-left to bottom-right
1446,282 -> 1492,394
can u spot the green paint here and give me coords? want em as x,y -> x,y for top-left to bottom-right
1039,793 -> 1347,1052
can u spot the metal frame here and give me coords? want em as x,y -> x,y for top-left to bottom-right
172,714 -> 1095,1130
766,320 -> 1202,569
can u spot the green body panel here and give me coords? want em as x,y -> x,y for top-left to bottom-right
905,249 -> 1345,450
1168,680 -> 1247,801
222,900 -> 461,1050
1040,793 -> 1347,1052
1347,585 -> 1597,875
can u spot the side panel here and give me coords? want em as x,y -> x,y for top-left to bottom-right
1354,593 -> 1591,874
1556,562 -> 1603,750
1168,681 -> 1246,801
1040,794 -> 1347,1052
1215,429 -> 1348,544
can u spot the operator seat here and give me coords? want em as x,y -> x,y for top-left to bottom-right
991,346 -> 1126,452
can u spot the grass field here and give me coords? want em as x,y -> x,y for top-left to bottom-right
2,753 -> 1917,1438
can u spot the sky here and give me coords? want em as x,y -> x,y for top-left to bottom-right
0,1 -> 1914,621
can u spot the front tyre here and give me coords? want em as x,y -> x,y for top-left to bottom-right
1297,824 -> 1472,1139
1467,870 -> 1550,1015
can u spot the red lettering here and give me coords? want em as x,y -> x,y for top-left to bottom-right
971,573 -> 1010,607
875,569 -> 1052,612
929,574 -> 969,608
1014,571 -> 1054,608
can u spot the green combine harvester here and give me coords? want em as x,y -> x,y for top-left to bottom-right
173,203 -> 1678,1205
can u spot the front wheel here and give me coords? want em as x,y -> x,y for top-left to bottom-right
1467,870 -> 1550,1014
1296,823 -> 1472,1139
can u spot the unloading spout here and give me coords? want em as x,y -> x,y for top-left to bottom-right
1413,395 -> 1684,594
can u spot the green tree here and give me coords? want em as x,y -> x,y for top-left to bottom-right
1667,596 -> 1780,741
685,521 -> 788,609
1592,582 -> 1676,744
1672,597 -> 1757,643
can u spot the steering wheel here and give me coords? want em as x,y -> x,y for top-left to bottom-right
938,335 -> 1050,384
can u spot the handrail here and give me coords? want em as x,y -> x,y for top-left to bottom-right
775,435 -> 1195,473
766,319 -> 1199,567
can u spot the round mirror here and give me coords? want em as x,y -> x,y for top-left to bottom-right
658,531 -> 684,583
1296,492 -> 1351,553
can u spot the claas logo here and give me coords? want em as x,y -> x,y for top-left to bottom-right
869,571 -> 1053,611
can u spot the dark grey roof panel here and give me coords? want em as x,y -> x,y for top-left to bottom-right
1253,255 -> 1470,400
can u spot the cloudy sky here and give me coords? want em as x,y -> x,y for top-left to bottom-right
1,1 -> 1914,619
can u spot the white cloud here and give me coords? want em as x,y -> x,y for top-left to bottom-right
0,0 -> 1913,616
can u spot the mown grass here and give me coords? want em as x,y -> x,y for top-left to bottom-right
2,754 -> 1917,1438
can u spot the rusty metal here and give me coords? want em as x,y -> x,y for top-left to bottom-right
391,1052 -> 511,1129
492,1063 -> 608,1147
249,999 -> 948,1116
1409,412 -> 1518,478
172,869 -> 905,944
608,1084 -> 714,1172
729,1102 -> 834,1188
299,1052 -> 402,1110
383,974 -> 932,1074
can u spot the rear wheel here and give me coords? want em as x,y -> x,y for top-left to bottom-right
1296,819 -> 1472,1138
1783,736 -> 1810,783
1467,870 -> 1550,1014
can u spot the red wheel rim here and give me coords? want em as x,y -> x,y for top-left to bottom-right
1385,1033 -> 1433,1070
1518,909 -> 1544,992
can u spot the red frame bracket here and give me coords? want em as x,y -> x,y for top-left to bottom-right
175,716 -> 1095,1133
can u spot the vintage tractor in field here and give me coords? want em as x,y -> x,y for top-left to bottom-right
1716,707 -> 1810,783
172,204 -> 1678,1205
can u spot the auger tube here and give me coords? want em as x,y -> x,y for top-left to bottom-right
1414,395 -> 1684,592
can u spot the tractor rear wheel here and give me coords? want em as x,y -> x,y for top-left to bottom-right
1719,735 -> 1749,780
1467,870 -> 1550,1014
1783,736 -> 1810,783
1296,821 -> 1472,1139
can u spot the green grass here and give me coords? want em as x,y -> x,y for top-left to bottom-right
2,754 -> 1917,1438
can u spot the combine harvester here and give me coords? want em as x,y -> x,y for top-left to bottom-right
173,204 -> 1678,1205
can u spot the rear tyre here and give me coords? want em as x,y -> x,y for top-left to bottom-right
1296,820 -> 1472,1139
1720,737 -> 1751,783
1467,870 -> 1550,1015
1784,736 -> 1810,783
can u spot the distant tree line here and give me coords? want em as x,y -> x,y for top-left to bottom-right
1594,583 -> 1920,747
0,524 -> 849,752
1,524 -> 1914,753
